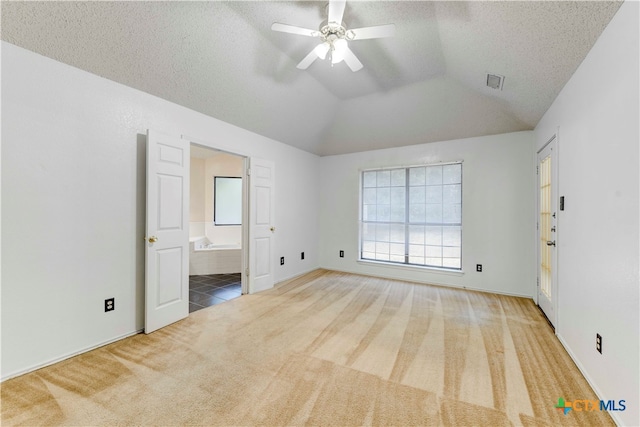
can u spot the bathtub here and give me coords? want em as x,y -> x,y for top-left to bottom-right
189,237 -> 242,275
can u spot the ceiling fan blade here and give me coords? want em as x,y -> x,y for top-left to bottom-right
328,0 -> 346,25
271,22 -> 319,37
349,24 -> 396,40
296,49 -> 319,70
342,46 -> 363,72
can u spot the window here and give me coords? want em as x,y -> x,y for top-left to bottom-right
214,176 -> 242,225
360,163 -> 462,270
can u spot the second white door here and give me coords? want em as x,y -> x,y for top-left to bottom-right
248,158 -> 275,293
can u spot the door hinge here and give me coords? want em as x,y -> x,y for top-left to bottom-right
536,166 -> 539,175
247,168 -> 251,176
245,268 -> 249,277
537,277 -> 540,288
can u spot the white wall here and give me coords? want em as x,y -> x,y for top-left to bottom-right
534,2 -> 639,425
1,42 -> 320,379
318,131 -> 536,297
189,157 -> 206,223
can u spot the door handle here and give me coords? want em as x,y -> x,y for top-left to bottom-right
148,236 -> 158,243
546,240 -> 556,247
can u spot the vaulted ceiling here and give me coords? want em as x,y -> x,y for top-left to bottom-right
1,1 -> 622,156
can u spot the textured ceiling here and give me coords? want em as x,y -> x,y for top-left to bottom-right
1,1 -> 622,156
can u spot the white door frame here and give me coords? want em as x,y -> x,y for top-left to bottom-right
181,134 -> 274,295
186,137 -> 249,295
536,133 -> 558,328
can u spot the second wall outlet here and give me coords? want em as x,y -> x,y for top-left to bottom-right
339,250 -> 344,258
476,264 -> 483,272
280,257 -> 285,265
301,252 -> 305,260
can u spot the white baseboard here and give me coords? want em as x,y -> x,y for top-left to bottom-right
325,266 -> 533,299
1,329 -> 143,382
556,333 -> 624,427
275,266 -> 323,286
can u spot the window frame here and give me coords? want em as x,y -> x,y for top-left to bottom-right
358,162 -> 463,272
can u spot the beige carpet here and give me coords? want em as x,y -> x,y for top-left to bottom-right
2,269 -> 614,426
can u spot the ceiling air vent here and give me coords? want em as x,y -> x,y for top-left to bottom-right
486,73 -> 504,90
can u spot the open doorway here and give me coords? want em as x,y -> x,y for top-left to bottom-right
188,144 -> 246,313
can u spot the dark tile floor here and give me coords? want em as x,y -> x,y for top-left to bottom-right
189,273 -> 242,313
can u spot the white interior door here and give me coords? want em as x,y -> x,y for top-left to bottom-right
537,136 -> 558,327
248,158 -> 275,293
145,130 -> 190,333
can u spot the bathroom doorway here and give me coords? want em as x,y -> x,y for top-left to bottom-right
188,144 -> 246,313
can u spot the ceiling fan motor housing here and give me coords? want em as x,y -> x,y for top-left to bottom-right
320,23 -> 355,42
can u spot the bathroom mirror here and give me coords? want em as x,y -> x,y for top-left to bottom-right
214,177 -> 242,225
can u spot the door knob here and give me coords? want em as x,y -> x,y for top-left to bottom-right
546,240 -> 556,247
148,236 -> 158,243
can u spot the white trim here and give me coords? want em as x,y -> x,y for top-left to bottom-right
556,333 -> 624,427
357,259 -> 464,276
274,267 -> 322,287
328,267 -> 532,299
182,134 -> 250,159
0,329 -> 143,382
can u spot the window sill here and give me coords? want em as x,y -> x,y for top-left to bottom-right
357,259 -> 465,276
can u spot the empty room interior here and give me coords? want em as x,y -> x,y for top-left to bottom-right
1,1 -> 638,426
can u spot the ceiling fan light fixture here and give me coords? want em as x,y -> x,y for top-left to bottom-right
314,42 -> 330,60
331,38 -> 348,64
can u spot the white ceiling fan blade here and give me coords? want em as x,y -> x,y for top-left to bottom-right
296,49 -> 319,70
328,0 -> 346,25
271,22 -> 319,37
349,24 -> 396,40
342,46 -> 363,72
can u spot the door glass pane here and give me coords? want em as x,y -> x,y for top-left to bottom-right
540,155 -> 552,298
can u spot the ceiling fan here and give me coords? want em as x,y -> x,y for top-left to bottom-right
271,0 -> 395,72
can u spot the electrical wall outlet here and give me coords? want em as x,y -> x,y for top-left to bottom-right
280,256 -> 285,265
301,252 -> 305,260
476,264 -> 483,272
105,298 -> 115,312
596,333 -> 602,354
339,250 -> 344,258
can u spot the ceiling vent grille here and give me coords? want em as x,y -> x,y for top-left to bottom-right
486,74 -> 505,90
